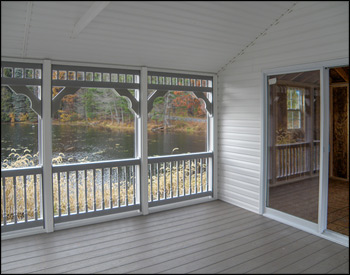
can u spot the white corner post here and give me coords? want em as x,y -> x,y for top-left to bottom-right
259,72 -> 268,215
318,66 -> 330,234
42,59 -> 54,232
211,74 -> 218,199
139,67 -> 149,215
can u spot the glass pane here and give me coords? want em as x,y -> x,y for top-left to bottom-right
267,70 -> 320,223
68,71 -> 76,81
103,73 -> 110,82
86,72 -> 93,81
14,68 -> 24,78
148,91 -> 207,156
327,66 -> 349,236
77,71 -> 84,81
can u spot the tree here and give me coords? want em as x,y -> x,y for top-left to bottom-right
82,88 -> 98,120
1,87 -> 13,122
172,91 -> 206,117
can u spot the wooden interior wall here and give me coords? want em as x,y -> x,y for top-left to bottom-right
330,85 -> 349,180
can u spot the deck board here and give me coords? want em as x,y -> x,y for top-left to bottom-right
1,200 -> 349,274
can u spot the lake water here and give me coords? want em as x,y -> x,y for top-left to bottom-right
1,123 -> 206,164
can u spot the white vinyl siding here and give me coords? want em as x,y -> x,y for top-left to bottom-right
217,1 -> 349,213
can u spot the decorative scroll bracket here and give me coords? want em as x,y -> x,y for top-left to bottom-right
147,90 -> 212,116
192,91 -> 212,116
6,85 -> 42,117
113,88 -> 139,116
51,86 -> 140,117
51,87 -> 80,116
147,90 -> 169,113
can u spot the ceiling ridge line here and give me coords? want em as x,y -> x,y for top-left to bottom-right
217,2 -> 298,75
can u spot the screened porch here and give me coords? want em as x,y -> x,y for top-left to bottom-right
1,1 -> 349,274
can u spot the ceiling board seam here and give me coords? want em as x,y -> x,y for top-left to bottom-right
217,2 -> 298,75
22,1 -> 33,58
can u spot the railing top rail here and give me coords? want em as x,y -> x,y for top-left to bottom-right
52,158 -> 141,173
148,151 -> 213,164
1,166 -> 43,177
52,64 -> 140,75
275,142 -> 309,148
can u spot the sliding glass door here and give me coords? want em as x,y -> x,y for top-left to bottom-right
266,70 -> 321,223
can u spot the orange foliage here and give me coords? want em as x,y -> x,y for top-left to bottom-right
172,91 -> 206,117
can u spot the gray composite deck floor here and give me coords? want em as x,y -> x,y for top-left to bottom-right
1,200 -> 349,274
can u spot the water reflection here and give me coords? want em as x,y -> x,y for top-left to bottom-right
1,123 -> 206,165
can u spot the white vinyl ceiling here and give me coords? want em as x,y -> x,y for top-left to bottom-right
1,1 -> 295,73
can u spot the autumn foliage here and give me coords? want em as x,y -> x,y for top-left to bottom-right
172,91 -> 206,117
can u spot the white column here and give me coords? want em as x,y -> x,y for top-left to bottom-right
41,59 -> 54,232
318,67 -> 330,233
211,74 -> 218,199
139,67 -> 149,215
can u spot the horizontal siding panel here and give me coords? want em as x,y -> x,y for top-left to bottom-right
218,163 -> 260,180
218,113 -> 260,121
218,192 -> 259,214
218,184 -> 259,201
270,2 -> 348,33
218,176 -> 259,194
218,106 -> 260,113
219,90 -> 262,99
218,126 -> 260,136
219,132 -> 260,142
218,120 -> 260,128
219,72 -> 260,83
252,44 -> 348,71
218,169 -> 260,187
251,37 -> 348,67
217,1 -> 348,213
218,188 -> 259,207
217,139 -> 260,150
219,157 -> 260,172
218,144 -> 260,157
219,151 -> 260,164
254,18 -> 348,52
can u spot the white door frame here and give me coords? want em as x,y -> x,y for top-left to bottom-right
260,58 -> 349,247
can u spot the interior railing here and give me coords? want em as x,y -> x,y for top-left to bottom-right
274,140 -> 320,183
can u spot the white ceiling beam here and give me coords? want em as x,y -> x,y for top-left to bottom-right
22,1 -> 33,57
70,1 -> 110,39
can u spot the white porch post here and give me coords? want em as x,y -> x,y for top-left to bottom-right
211,74 -> 218,199
139,67 -> 149,215
42,59 -> 54,232
318,66 -> 330,233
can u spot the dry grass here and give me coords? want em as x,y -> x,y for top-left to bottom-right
2,151 -> 208,224
1,149 -> 41,224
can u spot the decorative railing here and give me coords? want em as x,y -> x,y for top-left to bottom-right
51,65 -> 141,116
52,159 -> 140,223
1,167 -> 43,232
147,71 -> 213,115
1,61 -> 42,116
147,71 -> 213,91
1,63 -> 215,234
275,140 -> 320,180
148,152 -> 213,207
